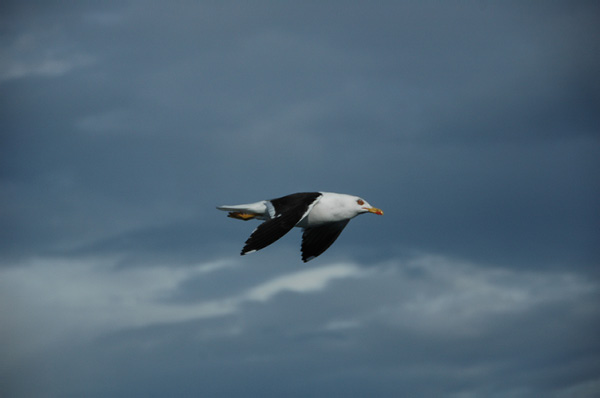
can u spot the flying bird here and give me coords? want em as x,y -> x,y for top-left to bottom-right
217,192 -> 383,262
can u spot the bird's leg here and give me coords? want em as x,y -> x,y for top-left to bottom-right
227,212 -> 257,221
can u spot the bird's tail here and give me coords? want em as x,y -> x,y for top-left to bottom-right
216,200 -> 268,221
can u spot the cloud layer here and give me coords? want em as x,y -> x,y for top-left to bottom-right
3,254 -> 598,397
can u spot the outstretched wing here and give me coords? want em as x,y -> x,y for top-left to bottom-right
301,220 -> 349,262
241,192 -> 322,255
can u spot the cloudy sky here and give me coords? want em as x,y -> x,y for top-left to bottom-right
2,1 -> 599,397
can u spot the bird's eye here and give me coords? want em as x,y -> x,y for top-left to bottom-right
357,199 -> 365,206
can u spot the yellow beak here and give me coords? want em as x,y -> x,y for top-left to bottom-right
367,207 -> 384,215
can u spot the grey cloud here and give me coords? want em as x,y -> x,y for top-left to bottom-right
3,255 -> 598,397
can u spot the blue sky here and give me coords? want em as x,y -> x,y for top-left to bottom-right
2,2 -> 599,397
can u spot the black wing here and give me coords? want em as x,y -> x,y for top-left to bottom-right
301,220 -> 349,262
241,192 -> 322,255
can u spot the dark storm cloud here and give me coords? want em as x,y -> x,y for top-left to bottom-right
2,1 -> 599,264
2,1 -> 600,397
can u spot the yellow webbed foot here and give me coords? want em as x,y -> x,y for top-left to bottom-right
227,212 -> 257,221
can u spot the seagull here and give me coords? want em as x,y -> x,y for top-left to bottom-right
217,192 -> 383,262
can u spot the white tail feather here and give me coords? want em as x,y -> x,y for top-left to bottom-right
216,200 -> 268,215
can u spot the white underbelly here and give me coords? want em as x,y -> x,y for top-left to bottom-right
296,203 -> 347,228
